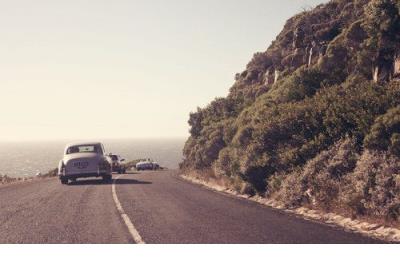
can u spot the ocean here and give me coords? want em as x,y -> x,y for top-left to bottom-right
0,138 -> 186,177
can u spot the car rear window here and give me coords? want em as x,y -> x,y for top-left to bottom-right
111,155 -> 118,160
66,145 -> 100,154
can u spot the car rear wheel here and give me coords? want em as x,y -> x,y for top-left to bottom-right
60,178 -> 68,185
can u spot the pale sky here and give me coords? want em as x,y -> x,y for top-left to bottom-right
0,0 -> 328,141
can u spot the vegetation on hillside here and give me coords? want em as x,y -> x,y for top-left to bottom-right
0,174 -> 14,184
181,0 -> 400,223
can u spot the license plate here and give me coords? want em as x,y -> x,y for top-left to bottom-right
73,161 -> 89,169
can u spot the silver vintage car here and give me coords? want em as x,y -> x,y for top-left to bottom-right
58,142 -> 112,184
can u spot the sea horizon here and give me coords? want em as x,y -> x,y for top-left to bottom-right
0,138 -> 186,178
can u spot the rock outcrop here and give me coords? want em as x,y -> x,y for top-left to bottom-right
394,53 -> 400,79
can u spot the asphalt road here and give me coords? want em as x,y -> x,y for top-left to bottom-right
0,170 -> 384,244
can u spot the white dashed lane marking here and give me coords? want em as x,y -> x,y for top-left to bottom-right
112,175 -> 145,244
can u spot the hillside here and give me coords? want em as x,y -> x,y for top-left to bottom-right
181,0 -> 400,224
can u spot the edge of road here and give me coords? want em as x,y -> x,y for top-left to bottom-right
179,174 -> 400,243
0,176 -> 56,189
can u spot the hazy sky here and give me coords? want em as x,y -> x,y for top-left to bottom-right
0,0 -> 328,141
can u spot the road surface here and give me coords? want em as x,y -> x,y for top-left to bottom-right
0,170 -> 384,243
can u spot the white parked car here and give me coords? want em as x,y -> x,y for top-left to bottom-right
136,160 -> 160,171
58,142 -> 112,184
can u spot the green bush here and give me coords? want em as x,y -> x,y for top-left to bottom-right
341,150 -> 400,221
364,106 -> 400,155
272,67 -> 329,102
271,138 -> 358,209
218,81 -> 400,193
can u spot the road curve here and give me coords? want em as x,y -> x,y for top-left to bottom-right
0,170 -> 383,244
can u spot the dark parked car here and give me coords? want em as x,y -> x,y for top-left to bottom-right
109,154 -> 126,174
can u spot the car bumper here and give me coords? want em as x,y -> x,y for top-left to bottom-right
59,171 -> 110,179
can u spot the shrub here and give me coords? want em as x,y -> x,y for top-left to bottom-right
226,81 -> 400,193
0,174 -> 13,184
274,170 -> 306,208
274,138 -> 358,209
273,66 -> 329,102
364,106 -> 400,155
268,138 -> 400,222
341,150 -> 400,221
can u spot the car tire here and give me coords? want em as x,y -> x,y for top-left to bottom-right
60,178 -> 68,185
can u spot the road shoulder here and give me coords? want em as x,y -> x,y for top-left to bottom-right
180,174 -> 400,243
